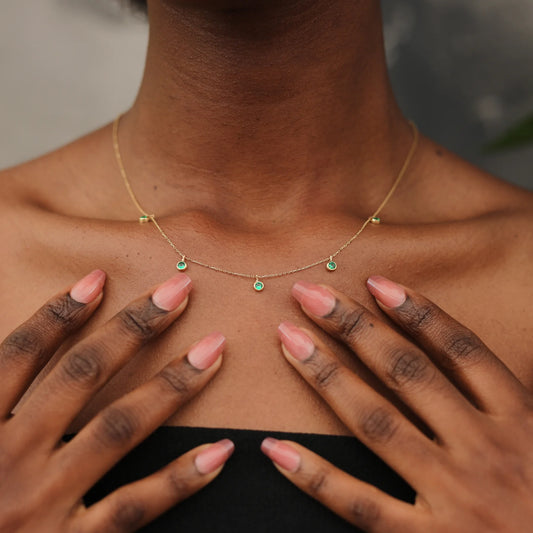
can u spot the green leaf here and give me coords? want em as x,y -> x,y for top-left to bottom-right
484,113 -> 533,153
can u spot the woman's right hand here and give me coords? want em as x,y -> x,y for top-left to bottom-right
0,270 -> 232,533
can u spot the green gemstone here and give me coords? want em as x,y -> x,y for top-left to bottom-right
176,261 -> 188,271
254,280 -> 265,292
371,217 -> 381,224
139,215 -> 150,224
326,261 -> 337,271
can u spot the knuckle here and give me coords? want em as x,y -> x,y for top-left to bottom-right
312,360 -> 342,390
386,347 -> 433,389
1,327 -> 44,361
360,407 -> 399,444
306,468 -> 329,497
110,495 -> 145,532
399,301 -> 437,334
349,496 -> 381,528
94,406 -> 139,447
41,295 -> 84,331
336,307 -> 368,343
61,345 -> 104,388
157,365 -> 192,397
444,331 -> 485,365
117,299 -> 165,342
167,468 -> 193,498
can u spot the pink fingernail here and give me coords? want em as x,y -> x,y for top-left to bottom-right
152,274 -> 192,311
367,276 -> 406,308
187,332 -> 226,370
195,439 -> 235,475
292,281 -> 336,317
70,270 -> 106,304
278,322 -> 315,361
261,438 -> 301,473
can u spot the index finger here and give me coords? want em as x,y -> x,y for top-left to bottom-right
0,270 -> 106,417
366,276 -> 529,414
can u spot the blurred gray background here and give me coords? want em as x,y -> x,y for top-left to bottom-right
1,0 -> 532,190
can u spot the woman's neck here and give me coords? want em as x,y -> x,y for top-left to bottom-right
120,0 -> 411,225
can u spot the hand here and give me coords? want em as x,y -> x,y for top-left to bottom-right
263,276 -> 533,532
0,270 -> 232,533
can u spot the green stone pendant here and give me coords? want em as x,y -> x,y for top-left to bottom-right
176,259 -> 188,271
254,279 -> 265,292
326,260 -> 337,272
371,216 -> 381,225
139,215 -> 150,224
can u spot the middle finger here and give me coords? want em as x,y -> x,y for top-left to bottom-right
14,274 -> 192,446
290,281 -> 480,440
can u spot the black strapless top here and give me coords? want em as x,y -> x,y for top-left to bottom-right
84,426 -> 414,532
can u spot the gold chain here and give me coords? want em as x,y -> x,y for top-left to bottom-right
112,115 -> 419,291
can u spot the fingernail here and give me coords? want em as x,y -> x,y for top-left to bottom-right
187,332 -> 226,370
367,276 -> 406,308
261,438 -> 301,473
70,270 -> 106,304
292,281 -> 336,317
195,439 -> 235,475
278,322 -> 315,361
152,273 -> 192,311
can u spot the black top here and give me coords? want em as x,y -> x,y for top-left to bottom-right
84,426 -> 414,532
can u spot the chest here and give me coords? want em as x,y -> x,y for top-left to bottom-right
1,218 -> 530,433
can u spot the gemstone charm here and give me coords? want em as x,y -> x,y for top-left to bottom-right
254,279 -> 265,292
326,260 -> 337,271
371,216 -> 381,225
139,215 -> 150,224
176,260 -> 188,271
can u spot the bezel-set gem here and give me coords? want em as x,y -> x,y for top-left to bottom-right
326,261 -> 337,271
371,216 -> 381,225
176,260 -> 188,271
139,215 -> 150,224
254,280 -> 265,292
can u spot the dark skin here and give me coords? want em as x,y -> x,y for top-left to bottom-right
0,0 -> 532,529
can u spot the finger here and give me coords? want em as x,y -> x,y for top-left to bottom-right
277,321 -> 442,488
366,276 -> 528,414
78,440 -> 234,533
55,332 -> 225,492
0,270 -> 106,417
290,281 -> 478,439
261,439 -> 420,533
14,273 -> 192,443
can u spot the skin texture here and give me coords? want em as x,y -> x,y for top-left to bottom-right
263,278 -> 533,532
0,1 -> 532,527
0,272 -> 233,532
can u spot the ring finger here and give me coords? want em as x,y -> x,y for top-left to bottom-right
278,321 -> 442,489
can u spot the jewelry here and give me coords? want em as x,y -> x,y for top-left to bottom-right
113,116 -> 419,291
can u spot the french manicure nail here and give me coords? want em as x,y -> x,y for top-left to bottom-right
367,276 -> 406,308
195,439 -> 235,475
261,438 -> 301,473
70,270 -> 106,304
278,322 -> 315,361
292,281 -> 336,317
152,273 -> 192,311
187,332 -> 226,370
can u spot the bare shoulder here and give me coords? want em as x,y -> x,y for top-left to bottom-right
0,123 -> 119,218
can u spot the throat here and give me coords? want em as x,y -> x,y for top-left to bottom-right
115,0 -> 409,211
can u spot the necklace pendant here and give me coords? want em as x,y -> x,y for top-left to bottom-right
139,215 -> 150,224
176,259 -> 188,271
326,257 -> 337,271
371,216 -> 381,225
254,278 -> 265,292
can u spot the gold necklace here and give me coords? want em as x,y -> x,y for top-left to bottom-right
112,115 -> 419,292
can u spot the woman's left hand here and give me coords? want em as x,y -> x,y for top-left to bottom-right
262,276 -> 533,532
